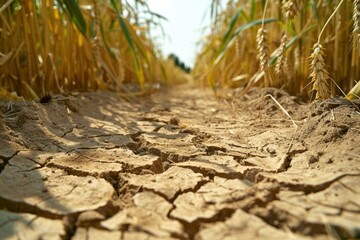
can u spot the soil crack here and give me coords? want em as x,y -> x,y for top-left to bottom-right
0,150 -> 20,174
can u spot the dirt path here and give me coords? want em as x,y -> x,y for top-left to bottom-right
0,85 -> 359,240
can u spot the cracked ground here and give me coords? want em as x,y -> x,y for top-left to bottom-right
0,85 -> 359,240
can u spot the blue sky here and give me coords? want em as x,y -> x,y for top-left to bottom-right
147,0 -> 212,67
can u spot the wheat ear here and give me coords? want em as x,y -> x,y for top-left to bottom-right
352,0 -> 360,51
256,0 -> 275,86
92,0 -> 101,67
309,0 -> 345,99
256,27 -> 269,72
309,43 -> 330,99
275,33 -> 288,76
282,0 -> 298,20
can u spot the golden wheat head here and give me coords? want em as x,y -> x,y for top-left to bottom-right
282,0 -> 298,20
310,43 -> 331,99
352,0 -> 360,49
275,33 -> 288,76
256,27 -> 269,71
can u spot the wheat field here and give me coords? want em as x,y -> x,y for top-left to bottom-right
193,0 -> 360,100
0,0 -> 188,99
0,0 -> 359,100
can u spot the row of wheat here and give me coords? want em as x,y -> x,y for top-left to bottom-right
194,0 -> 360,100
0,0 -> 187,99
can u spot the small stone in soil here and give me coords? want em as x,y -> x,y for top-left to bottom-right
169,117 -> 180,125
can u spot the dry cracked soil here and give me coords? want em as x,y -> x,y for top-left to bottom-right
0,85 -> 359,240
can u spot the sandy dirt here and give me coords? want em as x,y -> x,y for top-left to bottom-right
0,85 -> 359,240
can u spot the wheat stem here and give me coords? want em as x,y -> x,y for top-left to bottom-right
261,0 -> 269,27
318,0 -> 345,43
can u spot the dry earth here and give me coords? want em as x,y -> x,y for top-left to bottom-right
0,85 -> 359,240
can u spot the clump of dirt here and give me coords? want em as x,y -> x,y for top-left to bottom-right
0,86 -> 359,239
300,99 -> 359,143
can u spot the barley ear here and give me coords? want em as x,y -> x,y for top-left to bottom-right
309,43 -> 331,99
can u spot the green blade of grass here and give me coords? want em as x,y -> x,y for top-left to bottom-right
214,18 -> 278,65
59,0 -> 87,36
211,8 -> 242,60
146,10 -> 168,21
110,0 -> 144,90
232,18 -> 277,39
269,24 -> 316,65
210,0 -> 216,20
239,9 -> 250,22
222,9 -> 241,42
250,0 -> 256,20
308,0 -> 320,22
100,22 -> 116,59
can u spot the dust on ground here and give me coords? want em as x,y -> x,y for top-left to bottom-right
0,85 -> 359,240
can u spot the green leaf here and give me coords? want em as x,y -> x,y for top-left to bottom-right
269,24 -> 316,65
250,0 -> 256,20
232,18 -> 277,38
261,0 -> 266,9
212,8 -> 242,61
59,0 -> 87,36
146,10 -> 168,21
110,0 -> 144,90
308,0 -> 320,22
211,0 -> 216,20
100,22 -> 116,59
222,9 -> 241,43
214,18 -> 278,65
239,9 -> 250,22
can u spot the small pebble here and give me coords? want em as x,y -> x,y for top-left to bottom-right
169,117 -> 180,125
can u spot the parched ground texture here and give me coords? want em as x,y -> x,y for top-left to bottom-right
0,85 -> 359,240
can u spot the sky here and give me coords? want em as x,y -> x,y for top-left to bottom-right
147,0 -> 212,67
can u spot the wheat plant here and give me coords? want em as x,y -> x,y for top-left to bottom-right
0,0 -> 185,99
194,0 -> 360,100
